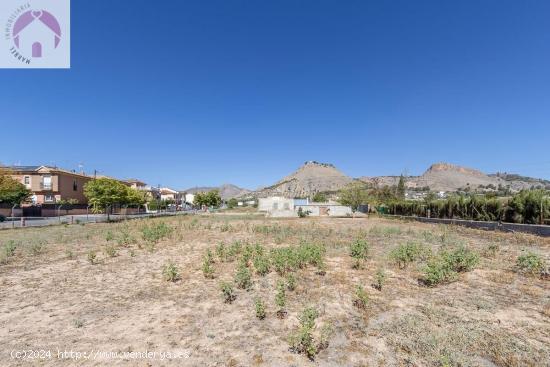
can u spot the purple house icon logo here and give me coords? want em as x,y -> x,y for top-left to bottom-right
12,10 -> 61,58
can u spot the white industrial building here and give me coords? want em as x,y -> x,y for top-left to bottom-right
258,197 -> 352,217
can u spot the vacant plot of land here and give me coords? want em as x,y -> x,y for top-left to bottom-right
0,215 -> 549,366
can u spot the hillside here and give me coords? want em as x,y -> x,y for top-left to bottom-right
251,161 -> 354,198
184,184 -> 250,200
361,162 -> 549,192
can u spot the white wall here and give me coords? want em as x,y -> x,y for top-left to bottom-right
258,197 -> 294,212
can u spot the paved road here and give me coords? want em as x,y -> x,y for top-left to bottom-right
0,211 -> 196,230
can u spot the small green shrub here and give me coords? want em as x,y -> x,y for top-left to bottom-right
104,244 -> 118,258
141,222 -> 172,243
215,242 -> 226,261
275,280 -> 286,316
255,298 -> 266,319
289,307 -> 320,360
353,285 -> 369,309
4,240 -> 17,258
297,207 -> 311,218
105,231 -> 114,242
442,246 -> 479,272
234,261 -> 252,290
373,268 -> 386,291
483,243 -> 500,257
117,230 -> 135,247
87,250 -> 97,265
350,239 -> 369,260
421,246 -> 479,286
220,282 -> 236,303
29,240 -> 44,256
286,273 -> 297,291
253,254 -> 270,276
202,257 -> 215,279
516,252 -> 545,276
162,262 -> 180,282
389,242 -> 428,268
422,258 -> 457,286
241,244 -> 254,265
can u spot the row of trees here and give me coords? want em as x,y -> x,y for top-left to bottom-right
336,181 -> 549,225
384,190 -> 549,224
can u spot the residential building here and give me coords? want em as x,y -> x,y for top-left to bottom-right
6,165 -> 92,204
125,179 -> 161,200
258,197 -> 352,217
160,187 -> 181,203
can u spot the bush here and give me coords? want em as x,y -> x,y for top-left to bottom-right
254,298 -> 266,320
0,214 -> 5,222
234,261 -> 252,290
220,282 -> 236,303
215,242 -> 226,261
202,256 -> 215,279
483,243 -> 500,257
350,239 -> 369,260
422,258 -> 457,286
4,240 -> 17,258
353,285 -> 369,309
104,244 -> 118,258
253,254 -> 270,276
275,280 -> 286,317
516,252 -> 545,276
373,268 -> 386,291
389,242 -> 428,268
289,307 -> 324,360
163,262 -> 180,282
141,222 -> 172,243
286,273 -> 297,291
443,246 -> 479,272
87,250 -> 97,265
421,246 -> 479,286
297,207 -> 311,218
105,231 -> 114,242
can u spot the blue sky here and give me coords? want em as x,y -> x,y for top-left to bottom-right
2,0 -> 550,189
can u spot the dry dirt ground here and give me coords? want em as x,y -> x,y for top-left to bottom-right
0,214 -> 549,367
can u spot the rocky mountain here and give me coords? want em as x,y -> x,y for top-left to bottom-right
184,184 -> 250,200
361,162 -> 550,192
250,161 -> 354,198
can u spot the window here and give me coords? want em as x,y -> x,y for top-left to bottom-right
73,180 -> 78,191
44,194 -> 55,202
283,203 -> 290,210
42,175 -> 52,190
24,176 -> 30,185
272,203 -> 278,210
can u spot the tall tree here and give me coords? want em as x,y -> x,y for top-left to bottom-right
396,174 -> 406,199
0,168 -> 32,205
194,190 -> 222,208
84,178 -> 145,215
338,182 -> 369,215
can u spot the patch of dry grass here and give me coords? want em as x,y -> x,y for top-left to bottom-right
0,214 -> 549,366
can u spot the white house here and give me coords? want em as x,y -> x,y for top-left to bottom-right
258,197 -> 352,217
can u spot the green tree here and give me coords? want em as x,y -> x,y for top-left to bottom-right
338,182 -> 369,215
312,192 -> 327,203
396,174 -> 406,199
84,178 -> 145,215
0,168 -> 32,205
194,190 -> 222,209
227,198 -> 238,209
